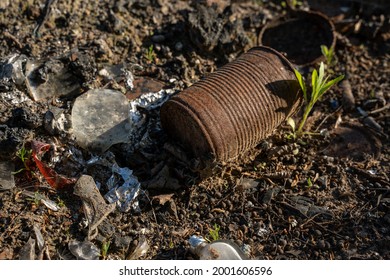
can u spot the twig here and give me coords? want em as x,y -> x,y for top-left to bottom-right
45,246 -> 51,260
348,166 -> 390,187
3,31 -> 23,49
278,201 -> 344,238
314,106 -> 342,132
144,192 -> 160,236
368,103 -> 390,115
33,0 -> 57,38
299,213 -> 323,228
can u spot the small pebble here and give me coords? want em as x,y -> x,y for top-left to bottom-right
317,239 -> 326,249
152,34 -> 165,43
175,42 -> 183,51
279,239 -> 287,247
329,98 -> 339,110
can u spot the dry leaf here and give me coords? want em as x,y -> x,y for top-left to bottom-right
152,193 -> 174,205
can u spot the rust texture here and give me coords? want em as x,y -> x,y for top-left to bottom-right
160,46 -> 302,162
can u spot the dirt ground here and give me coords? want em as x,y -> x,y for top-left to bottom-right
0,0 -> 389,260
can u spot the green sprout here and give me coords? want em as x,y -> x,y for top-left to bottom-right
285,117 -> 297,140
169,239 -> 174,249
12,145 -> 32,175
253,0 -> 263,5
206,224 -> 221,242
26,191 -> 41,206
56,197 -> 65,208
294,62 -> 344,136
101,241 -> 110,259
144,45 -> 156,63
281,0 -> 302,9
307,177 -> 313,188
321,45 -> 335,66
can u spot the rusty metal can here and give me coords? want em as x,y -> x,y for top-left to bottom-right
160,46 -> 302,162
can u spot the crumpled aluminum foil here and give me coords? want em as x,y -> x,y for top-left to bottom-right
104,164 -> 141,213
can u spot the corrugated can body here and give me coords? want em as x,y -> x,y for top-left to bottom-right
160,46 -> 302,162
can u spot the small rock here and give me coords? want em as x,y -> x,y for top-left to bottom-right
0,0 -> 10,9
384,213 -> 390,224
0,247 -> 13,260
316,239 -> 326,249
98,220 -> 116,238
317,176 -> 328,189
329,98 -> 340,110
0,161 -> 15,190
19,237 -> 35,260
95,38 -> 114,58
240,177 -> 259,189
152,34 -> 165,43
262,187 -> 282,204
175,42 -> 183,51
113,234 -> 132,250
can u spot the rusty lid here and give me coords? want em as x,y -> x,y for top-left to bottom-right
258,10 -> 336,66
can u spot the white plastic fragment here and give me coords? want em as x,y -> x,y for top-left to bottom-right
40,197 -> 61,212
104,164 -> 141,213
33,224 -> 45,251
127,237 -> 149,260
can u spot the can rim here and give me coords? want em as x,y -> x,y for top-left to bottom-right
247,46 -> 297,74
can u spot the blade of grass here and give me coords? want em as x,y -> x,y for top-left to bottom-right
311,68 -> 318,99
318,75 -> 345,96
294,69 -> 307,102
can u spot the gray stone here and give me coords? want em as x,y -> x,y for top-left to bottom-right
0,161 -> 15,190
